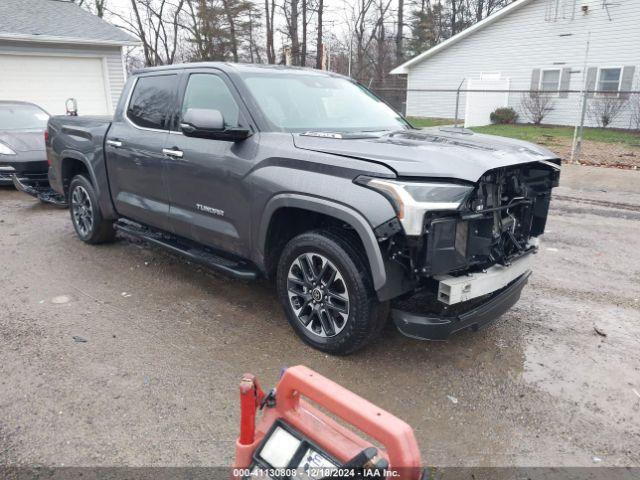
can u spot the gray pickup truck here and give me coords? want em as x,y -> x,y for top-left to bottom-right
46,62 -> 560,354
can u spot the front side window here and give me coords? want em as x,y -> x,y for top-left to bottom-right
598,68 -> 622,94
127,75 -> 177,130
181,74 -> 239,128
240,72 -> 408,133
0,103 -> 49,130
540,69 -> 560,92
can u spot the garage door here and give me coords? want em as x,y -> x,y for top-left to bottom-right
0,54 -> 111,116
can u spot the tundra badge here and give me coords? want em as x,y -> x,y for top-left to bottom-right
196,203 -> 224,217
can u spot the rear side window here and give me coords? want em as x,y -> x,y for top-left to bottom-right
181,74 -> 240,127
127,75 -> 177,130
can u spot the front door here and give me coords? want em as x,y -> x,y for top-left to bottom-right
106,73 -> 178,231
164,71 -> 256,256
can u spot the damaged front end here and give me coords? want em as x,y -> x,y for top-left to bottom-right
364,160 -> 560,339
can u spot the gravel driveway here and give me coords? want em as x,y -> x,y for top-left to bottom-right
1,164 -> 639,468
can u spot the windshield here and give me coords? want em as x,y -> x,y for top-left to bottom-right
0,104 -> 49,130
240,73 -> 408,133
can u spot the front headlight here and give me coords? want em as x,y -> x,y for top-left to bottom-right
356,176 -> 473,236
0,142 -> 16,155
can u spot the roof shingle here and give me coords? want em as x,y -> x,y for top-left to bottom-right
0,0 -> 138,45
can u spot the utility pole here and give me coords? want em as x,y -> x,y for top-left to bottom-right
454,78 -> 465,128
570,31 -> 591,164
316,0 -> 323,69
347,30 -> 355,77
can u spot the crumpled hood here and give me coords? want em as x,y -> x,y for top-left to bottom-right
293,128 -> 559,183
0,130 -> 45,152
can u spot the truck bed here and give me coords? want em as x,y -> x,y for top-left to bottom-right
46,115 -> 114,210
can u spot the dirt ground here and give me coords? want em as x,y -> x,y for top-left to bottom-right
537,136 -> 640,169
1,164 -> 639,469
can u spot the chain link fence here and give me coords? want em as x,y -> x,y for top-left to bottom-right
369,86 -> 640,166
371,87 -> 640,132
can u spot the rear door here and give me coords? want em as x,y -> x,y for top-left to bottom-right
106,73 -> 178,231
163,70 -> 257,256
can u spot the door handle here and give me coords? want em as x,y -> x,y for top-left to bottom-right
162,148 -> 184,159
106,139 -> 123,148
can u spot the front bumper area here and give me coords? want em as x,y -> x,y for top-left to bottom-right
391,271 -> 530,340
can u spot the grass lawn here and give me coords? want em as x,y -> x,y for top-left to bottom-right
469,124 -> 640,148
407,117 -> 640,148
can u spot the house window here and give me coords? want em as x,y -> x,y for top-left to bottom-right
540,69 -> 561,92
597,67 -> 622,94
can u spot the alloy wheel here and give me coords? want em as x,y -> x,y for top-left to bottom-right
71,185 -> 93,237
287,253 -> 350,338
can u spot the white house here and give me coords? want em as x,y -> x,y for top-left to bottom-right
0,0 -> 138,116
391,0 -> 640,129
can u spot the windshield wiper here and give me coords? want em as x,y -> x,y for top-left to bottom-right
300,131 -> 344,139
299,129 -> 402,139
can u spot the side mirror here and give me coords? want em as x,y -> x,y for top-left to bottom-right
180,108 -> 251,142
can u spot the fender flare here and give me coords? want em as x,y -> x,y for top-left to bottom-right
59,150 -> 117,219
258,194 -> 387,292
60,151 -> 98,188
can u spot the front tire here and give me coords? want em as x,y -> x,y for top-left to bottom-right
276,230 -> 388,355
69,175 -> 115,244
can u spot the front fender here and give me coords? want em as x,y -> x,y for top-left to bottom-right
257,193 -> 388,294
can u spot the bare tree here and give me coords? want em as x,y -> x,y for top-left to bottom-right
247,8 -> 263,63
471,0 -> 511,22
106,0 -> 185,66
282,0 -> 300,65
301,0 -> 307,66
474,0 -> 484,21
315,0 -> 323,68
587,96 -> 628,128
74,0 -> 107,17
101,0 -> 519,80
123,46 -> 145,74
180,0 -> 208,61
264,0 -> 276,63
519,92 -> 555,125
371,0 -> 393,86
178,0 -> 258,62
450,0 -> 458,35
352,0 -> 374,79
221,0 -> 239,62
396,0 -> 404,63
344,0 -> 391,82
407,0 -> 447,58
217,0 -> 256,63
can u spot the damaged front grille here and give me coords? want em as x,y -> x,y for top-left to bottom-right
421,162 -> 559,276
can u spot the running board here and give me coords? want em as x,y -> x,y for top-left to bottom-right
12,174 -> 68,207
114,219 -> 259,281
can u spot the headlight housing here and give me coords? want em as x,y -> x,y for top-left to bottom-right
356,176 -> 473,236
0,142 -> 16,156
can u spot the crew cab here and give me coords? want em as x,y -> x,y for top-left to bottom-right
46,63 -> 560,355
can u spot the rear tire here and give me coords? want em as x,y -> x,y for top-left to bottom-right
69,175 -> 115,244
276,230 -> 388,355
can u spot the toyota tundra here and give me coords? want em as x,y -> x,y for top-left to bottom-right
46,63 -> 560,355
